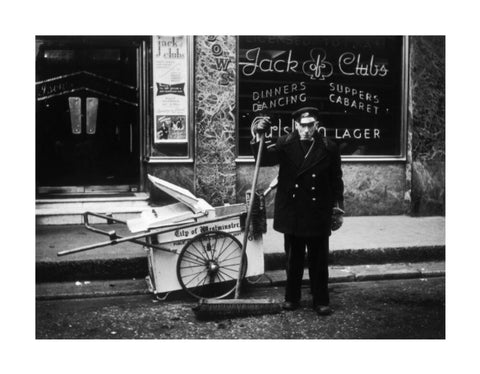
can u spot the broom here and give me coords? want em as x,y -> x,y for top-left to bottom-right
193,131 -> 282,320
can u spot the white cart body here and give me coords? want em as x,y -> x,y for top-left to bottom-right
129,175 -> 265,295
145,204 -> 264,294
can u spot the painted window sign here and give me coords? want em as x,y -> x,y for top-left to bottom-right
238,36 -> 405,158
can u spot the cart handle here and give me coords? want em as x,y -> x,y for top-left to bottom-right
83,212 -> 123,240
57,211 -> 246,257
57,211 -> 175,256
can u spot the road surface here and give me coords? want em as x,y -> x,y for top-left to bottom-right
36,277 -> 445,339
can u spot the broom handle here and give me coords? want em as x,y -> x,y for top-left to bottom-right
235,132 -> 265,299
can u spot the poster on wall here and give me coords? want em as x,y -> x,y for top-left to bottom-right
155,115 -> 187,142
153,36 -> 188,143
238,36 -> 405,158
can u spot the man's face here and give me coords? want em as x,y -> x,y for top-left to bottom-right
295,120 -> 318,140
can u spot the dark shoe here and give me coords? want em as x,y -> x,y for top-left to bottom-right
282,301 -> 300,311
314,305 -> 332,316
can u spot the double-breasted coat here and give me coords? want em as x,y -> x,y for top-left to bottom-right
252,130 -> 344,237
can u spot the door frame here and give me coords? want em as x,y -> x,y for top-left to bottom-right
35,36 -> 149,196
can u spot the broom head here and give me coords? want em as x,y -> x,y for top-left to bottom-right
192,298 -> 282,320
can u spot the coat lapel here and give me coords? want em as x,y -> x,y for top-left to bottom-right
297,133 -> 328,176
283,132 -> 305,169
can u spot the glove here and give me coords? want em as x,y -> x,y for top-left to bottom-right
331,208 -> 344,231
331,214 -> 343,231
252,116 -> 272,135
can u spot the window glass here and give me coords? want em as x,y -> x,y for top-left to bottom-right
238,36 -> 405,158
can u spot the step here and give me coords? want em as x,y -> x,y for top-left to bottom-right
36,193 -> 151,225
36,192 -> 150,210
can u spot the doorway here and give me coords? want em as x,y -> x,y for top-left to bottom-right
36,36 -> 146,197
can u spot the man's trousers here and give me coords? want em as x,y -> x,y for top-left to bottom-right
284,234 -> 330,307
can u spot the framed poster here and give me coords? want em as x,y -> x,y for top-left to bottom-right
151,36 -> 191,158
237,36 -> 407,160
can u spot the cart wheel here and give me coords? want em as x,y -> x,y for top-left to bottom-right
176,230 -> 247,300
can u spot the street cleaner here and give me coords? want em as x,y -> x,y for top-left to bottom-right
251,107 -> 345,316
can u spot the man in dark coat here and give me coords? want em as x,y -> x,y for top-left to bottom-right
251,107 -> 344,315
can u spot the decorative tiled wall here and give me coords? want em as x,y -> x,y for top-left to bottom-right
409,36 -> 445,215
342,163 -> 407,215
194,36 -> 237,206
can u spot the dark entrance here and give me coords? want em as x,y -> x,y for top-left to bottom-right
36,36 -> 146,196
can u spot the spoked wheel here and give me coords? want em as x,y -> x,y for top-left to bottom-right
176,230 -> 247,300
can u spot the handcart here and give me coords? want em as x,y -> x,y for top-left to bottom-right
58,175 -> 271,301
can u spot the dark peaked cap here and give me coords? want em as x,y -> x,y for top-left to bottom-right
292,107 -> 321,123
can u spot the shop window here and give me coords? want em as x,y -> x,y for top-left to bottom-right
237,36 -> 407,161
148,35 -> 193,161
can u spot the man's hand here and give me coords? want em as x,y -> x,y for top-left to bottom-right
331,209 -> 344,231
331,214 -> 343,231
252,116 -> 272,137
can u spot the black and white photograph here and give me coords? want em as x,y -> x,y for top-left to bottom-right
34,32 -> 446,338
3,1 -> 479,374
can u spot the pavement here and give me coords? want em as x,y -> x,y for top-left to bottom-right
36,215 -> 445,298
